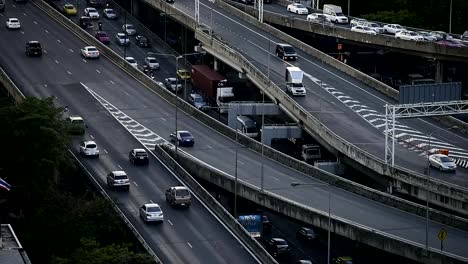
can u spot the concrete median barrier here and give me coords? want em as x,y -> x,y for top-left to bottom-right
154,143 -> 278,264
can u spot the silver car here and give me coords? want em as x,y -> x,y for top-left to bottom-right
164,77 -> 182,92
139,203 -> 164,222
144,57 -> 160,70
122,24 -> 136,35
79,140 -> 100,157
115,33 -> 130,46
429,154 -> 457,172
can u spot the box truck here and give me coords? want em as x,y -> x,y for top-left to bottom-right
191,65 -> 235,113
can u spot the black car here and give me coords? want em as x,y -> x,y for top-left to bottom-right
275,43 -> 297,61
87,0 -> 106,7
135,35 -> 150,47
79,16 -> 93,29
262,215 -> 272,232
129,148 -> 149,165
265,238 -> 290,258
296,227 -> 318,242
25,41 -> 42,56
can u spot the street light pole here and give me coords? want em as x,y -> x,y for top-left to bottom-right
234,109 -> 239,218
291,182 -> 331,264
449,0 -> 453,33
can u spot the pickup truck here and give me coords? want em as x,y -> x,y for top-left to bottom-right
165,186 -> 191,207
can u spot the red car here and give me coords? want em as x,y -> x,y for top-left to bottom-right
95,31 -> 110,44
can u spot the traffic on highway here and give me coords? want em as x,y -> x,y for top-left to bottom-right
1,0 -> 468,263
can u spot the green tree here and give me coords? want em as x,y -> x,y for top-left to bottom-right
51,238 -> 154,264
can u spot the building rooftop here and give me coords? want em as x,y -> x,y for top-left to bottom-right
1,224 -> 31,264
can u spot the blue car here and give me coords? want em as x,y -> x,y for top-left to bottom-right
170,131 -> 194,147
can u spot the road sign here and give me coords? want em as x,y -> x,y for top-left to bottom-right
438,228 -> 448,241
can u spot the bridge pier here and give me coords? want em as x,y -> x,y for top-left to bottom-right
435,59 -> 444,83
214,58 -> 219,71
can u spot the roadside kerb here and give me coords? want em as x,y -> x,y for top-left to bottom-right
159,143 -> 468,264
154,143 -> 278,264
193,3 -> 468,214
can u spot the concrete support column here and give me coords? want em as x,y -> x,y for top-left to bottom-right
213,58 -> 219,71
435,60 -> 444,83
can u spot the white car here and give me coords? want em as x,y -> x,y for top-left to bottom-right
164,77 -> 182,92
429,154 -> 456,172
125,57 -> 138,68
418,31 -> 438,41
5,18 -> 21,29
84,7 -> 99,19
349,18 -> 367,27
122,24 -> 136,35
103,8 -> 118,19
144,57 -> 160,70
81,46 -> 100,59
395,30 -> 424,41
139,203 -> 164,223
351,26 -> 377,35
306,13 -> 333,26
383,24 -> 406,34
287,3 -> 309,15
362,22 -> 385,34
79,140 -> 100,157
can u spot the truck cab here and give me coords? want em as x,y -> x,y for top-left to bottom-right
237,115 -> 258,138
323,4 -> 348,24
301,144 -> 321,161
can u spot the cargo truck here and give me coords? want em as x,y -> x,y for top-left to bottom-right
285,67 -> 306,96
191,65 -> 235,113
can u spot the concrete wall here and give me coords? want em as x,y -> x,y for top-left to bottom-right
242,2 -> 468,61
154,144 -> 278,264
159,143 -> 468,264
196,0 -> 468,215
0,68 -> 24,104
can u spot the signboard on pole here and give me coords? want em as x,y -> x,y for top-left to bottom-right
238,215 -> 262,238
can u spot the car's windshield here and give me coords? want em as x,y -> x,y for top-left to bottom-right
296,4 -> 305,8
88,48 -> 97,52
440,156 -> 452,162
179,132 -> 192,138
276,240 -> 288,245
136,152 -> 147,157
86,144 -> 97,149
147,58 -> 157,63
176,189 -> 190,196
65,5 -> 73,9
284,46 -> 295,53
127,58 -> 135,63
115,175 -> 127,180
98,33 -> 107,37
127,25 -> 134,30
194,97 -> 204,103
29,43 -> 41,48
147,206 -> 161,213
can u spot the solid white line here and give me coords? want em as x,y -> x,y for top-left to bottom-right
187,242 -> 193,248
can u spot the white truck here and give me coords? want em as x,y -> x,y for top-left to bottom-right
285,67 -> 306,96
301,144 -> 322,161
323,4 -> 348,24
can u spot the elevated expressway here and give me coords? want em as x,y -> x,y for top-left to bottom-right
5,0 -> 468,263
130,0 -> 468,216
0,2 -> 259,263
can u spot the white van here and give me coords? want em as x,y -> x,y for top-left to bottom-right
237,116 -> 258,138
323,4 -> 348,24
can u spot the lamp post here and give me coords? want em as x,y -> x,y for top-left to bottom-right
425,125 -> 457,251
449,0 -> 452,33
291,181 -> 331,264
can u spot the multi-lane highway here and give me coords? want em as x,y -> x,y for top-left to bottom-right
170,0 -> 468,185
2,0 -> 468,262
0,2 -> 258,263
